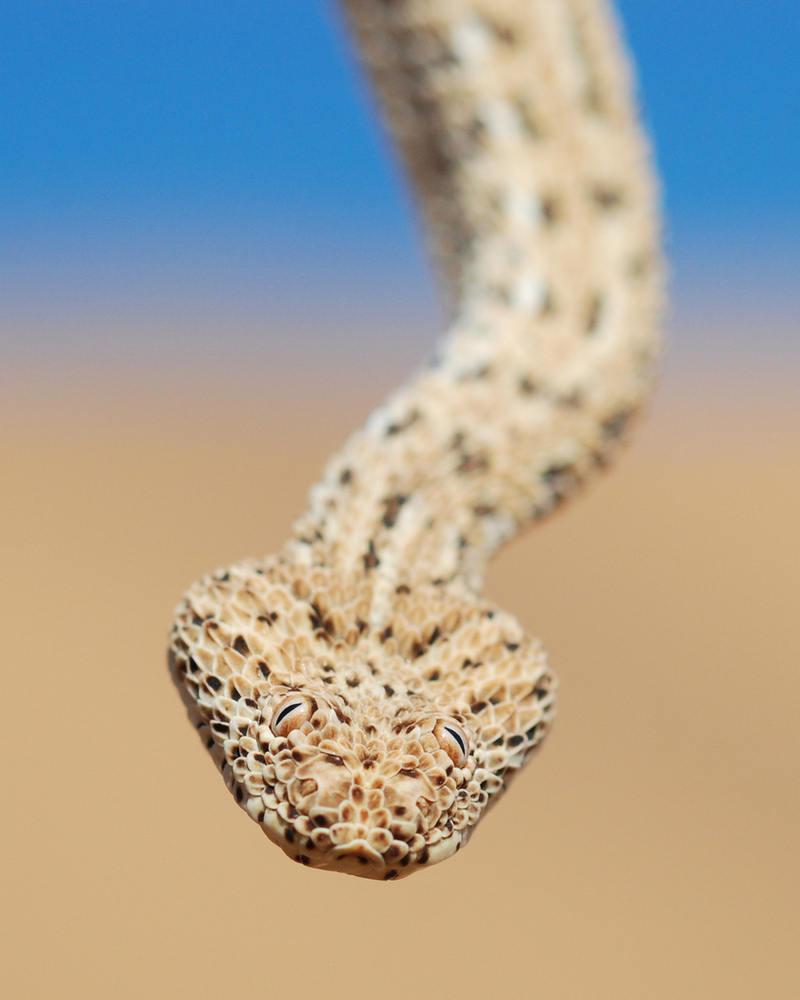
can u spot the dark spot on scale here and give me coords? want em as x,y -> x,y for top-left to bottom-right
265,784 -> 275,796
254,753 -> 266,764
339,468 -> 353,486
299,855 -> 311,866
205,737 -> 214,749
383,684 -> 396,698
418,847 -> 430,865
285,826 -> 295,843
559,389 -> 584,409
395,806 -> 407,816
541,195 -> 560,224
384,870 -> 399,880
400,768 -> 418,778
508,734 -> 525,747
539,287 -> 556,317
486,611 -> 495,620
288,805 -> 299,819
313,815 -> 330,827
357,857 -> 368,866
379,625 -> 393,641
518,375 -> 538,395
205,675 -> 222,692
449,431 -> 465,450
323,676 -> 333,685
513,95 -> 541,138
401,855 -> 411,867
188,657 -> 201,673
235,786 -> 243,803
346,677 -> 360,688
462,659 -> 474,670
244,697 -> 257,709
470,701 -> 488,714
586,292 -> 604,334
526,724 -> 539,740
257,660 -> 270,679
504,642 -> 520,652
334,708 -> 350,725
382,493 -> 408,528
543,463 -> 574,486
409,641 -> 426,660
229,685 -> 241,702
191,613 -> 203,626
322,664 -> 334,673
591,184 -> 624,209
396,584 -> 410,595
427,670 -> 440,682
216,571 -> 230,583
257,810 -> 265,823
457,452 -> 490,475
363,541 -> 380,571
386,409 -> 421,436
233,635 -> 249,656
257,614 -> 271,625
473,504 -> 496,517
212,722 -> 228,734
484,17 -> 518,44
602,411 -> 630,439
355,619 -> 367,634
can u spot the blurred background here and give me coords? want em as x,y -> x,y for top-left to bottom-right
1,2 -> 797,998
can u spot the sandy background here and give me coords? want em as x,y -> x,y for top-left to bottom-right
1,357 -> 797,999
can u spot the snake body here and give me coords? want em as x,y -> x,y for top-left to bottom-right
169,0 -> 661,880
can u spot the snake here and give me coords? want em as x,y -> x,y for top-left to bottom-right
169,0 -> 662,880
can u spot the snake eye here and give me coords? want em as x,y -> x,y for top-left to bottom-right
434,720 -> 470,768
271,694 -> 314,737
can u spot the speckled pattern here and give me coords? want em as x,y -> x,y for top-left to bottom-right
170,0 -> 662,880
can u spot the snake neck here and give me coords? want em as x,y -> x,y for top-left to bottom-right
289,0 -> 661,601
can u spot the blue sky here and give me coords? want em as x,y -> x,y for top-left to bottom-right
1,1 -> 797,371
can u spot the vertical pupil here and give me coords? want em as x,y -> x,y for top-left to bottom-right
445,727 -> 466,755
275,701 -> 302,726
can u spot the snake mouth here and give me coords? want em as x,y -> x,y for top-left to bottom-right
328,840 -> 386,869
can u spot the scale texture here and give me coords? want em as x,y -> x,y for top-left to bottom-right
170,0 -> 662,880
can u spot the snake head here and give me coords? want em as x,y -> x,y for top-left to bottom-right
169,557 -> 556,879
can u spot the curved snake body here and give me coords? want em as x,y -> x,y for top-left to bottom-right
169,0 -> 662,880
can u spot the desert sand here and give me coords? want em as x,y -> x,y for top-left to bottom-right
1,360 -> 797,999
